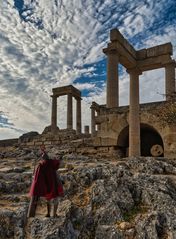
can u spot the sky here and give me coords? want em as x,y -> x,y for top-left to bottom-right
0,0 -> 175,139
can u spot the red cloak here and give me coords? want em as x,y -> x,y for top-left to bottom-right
29,159 -> 64,200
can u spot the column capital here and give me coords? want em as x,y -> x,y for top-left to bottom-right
90,106 -> 95,110
90,101 -> 100,110
74,96 -> 82,101
164,60 -> 176,68
103,47 -> 119,56
127,67 -> 142,75
50,94 -> 57,98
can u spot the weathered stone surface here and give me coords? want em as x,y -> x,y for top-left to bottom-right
19,131 -> 39,143
0,150 -> 176,238
95,100 -> 176,159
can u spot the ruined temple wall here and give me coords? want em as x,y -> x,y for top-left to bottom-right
94,105 -> 176,158
94,113 -> 128,146
140,110 -> 176,158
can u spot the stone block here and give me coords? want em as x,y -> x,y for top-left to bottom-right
164,133 -> 176,144
136,49 -> 146,59
40,137 -> 47,141
45,141 -> 52,145
146,43 -> 172,58
97,147 -> 109,153
93,137 -> 101,146
26,142 -> 35,146
83,138 -> 93,146
46,137 -> 53,140
89,148 -> 97,154
101,137 -> 116,146
110,29 -> 122,42
71,139 -> 84,147
20,143 -> 26,146
54,140 -> 61,145
110,29 -> 136,58
35,142 -> 43,146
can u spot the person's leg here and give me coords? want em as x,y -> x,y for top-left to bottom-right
46,200 -> 51,217
53,198 -> 59,217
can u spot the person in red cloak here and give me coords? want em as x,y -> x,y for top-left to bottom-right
28,146 -> 64,217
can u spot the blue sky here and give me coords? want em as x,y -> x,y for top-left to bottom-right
0,0 -> 175,139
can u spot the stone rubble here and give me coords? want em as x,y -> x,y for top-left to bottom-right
0,147 -> 176,238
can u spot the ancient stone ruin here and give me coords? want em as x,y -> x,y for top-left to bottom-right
51,85 -> 82,134
0,29 -> 176,239
0,29 -> 176,159
92,29 -> 176,158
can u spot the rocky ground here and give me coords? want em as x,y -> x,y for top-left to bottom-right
0,146 -> 176,239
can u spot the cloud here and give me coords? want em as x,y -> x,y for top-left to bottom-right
0,0 -> 175,139
143,26 -> 176,58
73,83 -> 96,91
0,113 -> 14,127
0,112 -> 24,138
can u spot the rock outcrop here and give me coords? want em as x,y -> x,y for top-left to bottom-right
0,146 -> 176,238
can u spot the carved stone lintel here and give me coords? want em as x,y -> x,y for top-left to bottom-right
127,67 -> 142,76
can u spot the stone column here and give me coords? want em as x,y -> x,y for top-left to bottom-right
91,107 -> 96,136
51,95 -> 57,131
165,62 -> 176,100
128,68 -> 142,157
67,93 -> 73,129
97,110 -> 101,131
105,49 -> 119,108
76,98 -> 81,134
84,125 -> 89,135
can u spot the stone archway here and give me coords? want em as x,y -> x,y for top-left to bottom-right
117,124 -> 164,157
116,126 -> 129,157
140,123 -> 164,157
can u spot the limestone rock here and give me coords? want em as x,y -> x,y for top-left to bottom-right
0,150 -> 176,238
19,131 -> 39,143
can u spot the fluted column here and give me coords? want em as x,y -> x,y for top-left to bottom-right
165,61 -> 176,100
76,98 -> 81,134
105,49 -> 119,108
91,107 -> 96,136
51,95 -> 57,131
128,68 -> 142,157
67,93 -> 73,129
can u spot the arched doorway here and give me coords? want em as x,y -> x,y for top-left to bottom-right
117,124 -> 164,157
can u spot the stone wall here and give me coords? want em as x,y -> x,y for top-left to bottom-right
0,138 -> 18,147
94,101 -> 176,158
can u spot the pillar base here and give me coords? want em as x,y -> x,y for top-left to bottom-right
42,125 -> 59,134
